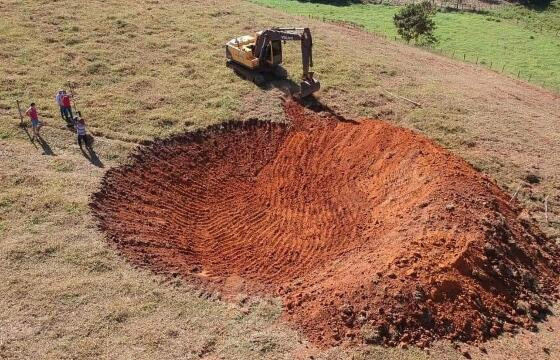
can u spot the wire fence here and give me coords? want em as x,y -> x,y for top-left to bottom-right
305,13 -> 560,94
367,0 -> 507,12
430,47 -> 560,93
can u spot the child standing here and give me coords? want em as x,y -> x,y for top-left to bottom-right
75,116 -> 88,148
25,102 -> 42,140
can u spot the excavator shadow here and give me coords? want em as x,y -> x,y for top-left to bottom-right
258,76 -> 301,97
231,69 -> 357,125
298,96 -> 359,125
229,64 -> 300,97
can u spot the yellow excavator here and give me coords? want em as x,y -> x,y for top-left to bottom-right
225,27 -> 320,98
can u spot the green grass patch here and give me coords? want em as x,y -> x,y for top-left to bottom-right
495,1 -> 560,33
250,0 -> 560,91
50,159 -> 76,173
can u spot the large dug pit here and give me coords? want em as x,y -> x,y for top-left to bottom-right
91,101 -> 560,347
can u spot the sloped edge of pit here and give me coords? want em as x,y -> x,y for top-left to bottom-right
130,118 -> 290,166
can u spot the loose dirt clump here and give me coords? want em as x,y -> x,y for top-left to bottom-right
91,100 -> 560,347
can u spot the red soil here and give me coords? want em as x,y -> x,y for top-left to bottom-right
91,100 -> 560,347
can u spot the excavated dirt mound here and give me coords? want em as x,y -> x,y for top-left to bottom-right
91,100 -> 560,347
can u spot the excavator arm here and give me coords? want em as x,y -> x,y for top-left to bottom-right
253,27 -> 320,97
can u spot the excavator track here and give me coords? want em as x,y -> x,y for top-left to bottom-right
226,60 -> 265,85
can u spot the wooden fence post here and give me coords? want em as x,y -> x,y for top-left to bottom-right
16,100 -> 24,127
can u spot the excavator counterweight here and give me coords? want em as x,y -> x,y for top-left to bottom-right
225,27 -> 320,98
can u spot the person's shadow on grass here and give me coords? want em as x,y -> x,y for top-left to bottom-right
19,124 -> 55,155
36,135 -> 55,156
80,135 -> 104,168
19,124 -> 38,150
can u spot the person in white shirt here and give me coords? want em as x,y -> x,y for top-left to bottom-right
55,89 -> 65,121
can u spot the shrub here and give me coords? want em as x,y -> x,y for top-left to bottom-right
393,1 -> 437,45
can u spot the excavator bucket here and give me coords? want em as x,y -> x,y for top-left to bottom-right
299,76 -> 320,98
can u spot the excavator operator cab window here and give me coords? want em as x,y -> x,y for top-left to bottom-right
265,40 -> 283,65
271,40 -> 282,65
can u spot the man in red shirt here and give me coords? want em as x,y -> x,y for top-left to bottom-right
60,90 -> 74,123
24,102 -> 43,140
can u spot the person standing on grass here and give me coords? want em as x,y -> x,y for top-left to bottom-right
55,89 -> 65,121
75,116 -> 88,148
25,102 -> 42,140
61,90 -> 74,123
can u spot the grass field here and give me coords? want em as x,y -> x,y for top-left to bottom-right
496,1 -> 560,32
250,0 -> 560,91
1,0 -> 559,358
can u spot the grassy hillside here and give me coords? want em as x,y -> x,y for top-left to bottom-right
250,0 -> 560,91
0,0 -> 559,359
496,1 -> 560,32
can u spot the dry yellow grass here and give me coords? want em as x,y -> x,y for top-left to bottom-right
0,0 -> 559,359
